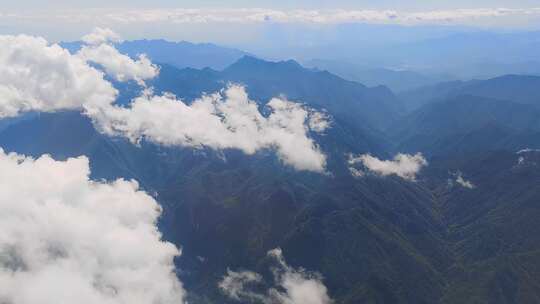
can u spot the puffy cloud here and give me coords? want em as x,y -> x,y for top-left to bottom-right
78,43 -> 159,84
90,85 -> 327,172
349,153 -> 427,181
78,28 -> 159,84
0,30 -> 328,172
0,28 -> 156,118
267,248 -> 333,304
219,248 -> 332,304
82,27 -> 122,45
308,111 -> 330,133
0,149 -> 185,304
0,35 -> 117,118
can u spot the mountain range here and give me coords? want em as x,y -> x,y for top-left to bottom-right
399,74 -> 540,112
61,39 -> 250,70
2,47 -> 540,303
304,58 -> 454,92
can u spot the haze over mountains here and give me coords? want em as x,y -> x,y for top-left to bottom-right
61,39 -> 250,70
2,30 -> 540,304
62,27 -> 540,90
304,58 -> 454,92
241,27 -> 540,80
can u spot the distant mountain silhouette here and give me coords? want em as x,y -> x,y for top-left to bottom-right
61,39 -> 250,70
389,31 -> 540,77
305,58 -> 454,92
222,56 -> 403,129
455,75 -> 540,105
148,56 -> 403,132
143,56 -> 403,154
399,75 -> 540,112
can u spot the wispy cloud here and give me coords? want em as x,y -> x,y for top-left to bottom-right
2,8 -> 540,26
450,171 -> 475,189
219,248 -> 333,304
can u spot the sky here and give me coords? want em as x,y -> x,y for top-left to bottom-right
2,0 -> 540,10
0,1 -> 539,51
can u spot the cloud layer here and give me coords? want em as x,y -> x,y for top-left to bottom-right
0,29 -> 328,172
219,248 -> 332,304
0,149 -> 184,304
349,153 -> 427,181
3,8 -> 540,27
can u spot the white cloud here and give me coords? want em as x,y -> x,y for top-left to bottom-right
515,149 -> 540,167
0,30 -> 328,172
455,172 -> 475,189
218,270 -> 265,302
407,8 -> 540,22
3,8 -> 539,27
78,28 -> 159,84
82,27 -> 122,45
90,85 -> 328,172
0,149 -> 185,304
0,35 -> 117,118
348,167 -> 365,178
267,248 -> 333,304
448,171 -> 475,189
0,29 -> 156,119
78,43 -> 159,84
219,248 -> 332,304
308,111 -> 331,133
517,148 -> 540,154
349,153 -> 427,181
117,7 -> 538,25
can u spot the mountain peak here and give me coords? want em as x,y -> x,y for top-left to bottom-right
226,56 -> 304,72
232,55 -> 263,65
